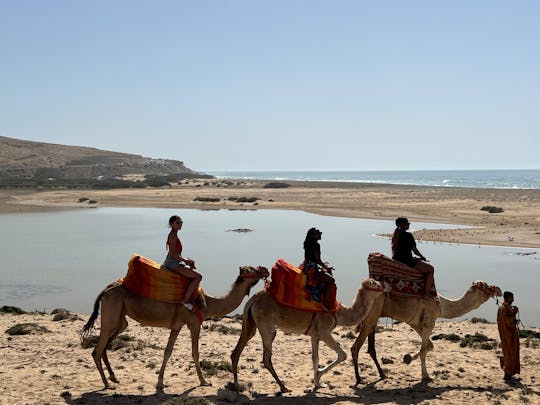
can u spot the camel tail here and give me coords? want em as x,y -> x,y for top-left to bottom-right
80,281 -> 119,345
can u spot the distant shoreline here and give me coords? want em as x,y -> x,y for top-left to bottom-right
1,178 -> 539,248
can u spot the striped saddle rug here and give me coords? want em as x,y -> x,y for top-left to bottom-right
266,258 -> 339,312
122,254 -> 201,303
367,252 -> 437,298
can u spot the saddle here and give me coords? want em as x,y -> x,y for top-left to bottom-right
122,254 -> 203,304
266,259 -> 339,312
367,252 -> 437,298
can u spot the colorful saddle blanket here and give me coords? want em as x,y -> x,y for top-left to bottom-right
266,259 -> 339,312
122,254 -> 200,303
367,252 -> 437,298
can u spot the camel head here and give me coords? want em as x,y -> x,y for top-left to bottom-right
470,281 -> 502,299
361,278 -> 392,293
234,265 -> 269,295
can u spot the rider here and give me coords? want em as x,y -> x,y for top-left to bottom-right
163,215 -> 202,311
391,217 -> 435,298
302,227 -> 335,310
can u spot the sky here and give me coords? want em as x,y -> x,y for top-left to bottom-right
1,1 -> 539,172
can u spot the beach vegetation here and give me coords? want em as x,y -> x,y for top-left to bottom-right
432,333 -> 462,342
78,197 -> 89,202
228,196 -> 261,203
0,305 -> 26,315
519,329 -> 540,339
263,181 -> 290,188
6,322 -> 50,335
203,323 -> 241,335
199,359 -> 233,376
481,206 -> 504,213
470,317 -> 491,324
194,196 -> 221,202
459,332 -> 498,350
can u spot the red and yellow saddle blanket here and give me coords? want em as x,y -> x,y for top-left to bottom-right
367,252 -> 437,298
266,259 -> 339,312
122,254 -> 201,304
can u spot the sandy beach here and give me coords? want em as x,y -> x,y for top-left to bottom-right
1,180 -> 539,248
1,309 -> 539,405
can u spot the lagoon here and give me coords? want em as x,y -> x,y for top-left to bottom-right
1,208 -> 538,326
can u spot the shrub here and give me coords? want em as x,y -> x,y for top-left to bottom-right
6,323 -> 50,335
0,306 -> 26,315
470,317 -> 491,324
194,197 -> 220,202
432,333 -> 462,342
481,206 -> 504,213
199,360 -> 232,376
460,333 -> 498,350
263,182 -> 290,188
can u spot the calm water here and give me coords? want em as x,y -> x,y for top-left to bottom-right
1,208 -> 538,326
210,169 -> 540,189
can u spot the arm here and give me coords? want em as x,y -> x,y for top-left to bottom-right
411,235 -> 426,261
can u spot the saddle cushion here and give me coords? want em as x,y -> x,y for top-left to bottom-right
122,254 -> 200,303
266,258 -> 339,312
367,252 -> 437,298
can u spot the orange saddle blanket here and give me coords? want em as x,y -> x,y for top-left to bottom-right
266,259 -> 339,312
367,252 -> 437,298
122,254 -> 199,303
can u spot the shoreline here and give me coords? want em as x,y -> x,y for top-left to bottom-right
1,179 -> 539,248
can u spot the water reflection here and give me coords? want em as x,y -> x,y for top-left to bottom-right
0,208 -> 537,326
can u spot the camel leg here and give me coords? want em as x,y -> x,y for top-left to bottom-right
101,316 -> 128,384
231,309 -> 258,389
403,325 -> 434,381
367,330 -> 386,379
314,329 -> 346,388
187,322 -> 210,386
259,323 -> 290,393
156,327 -> 182,390
311,335 -> 321,389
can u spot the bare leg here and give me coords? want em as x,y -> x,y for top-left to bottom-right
173,265 -> 202,304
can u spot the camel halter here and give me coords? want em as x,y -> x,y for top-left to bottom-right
239,267 -> 269,280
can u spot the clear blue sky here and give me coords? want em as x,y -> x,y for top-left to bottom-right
1,1 -> 539,171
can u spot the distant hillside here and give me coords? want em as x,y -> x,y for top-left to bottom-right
0,136 -> 212,188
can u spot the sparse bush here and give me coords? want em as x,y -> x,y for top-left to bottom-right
520,329 -> 540,339
78,197 -> 89,202
161,397 -> 213,405
432,333 -> 461,342
199,359 -> 232,376
6,323 -> 50,335
481,206 -> 504,213
470,317 -> 491,324
203,323 -> 240,335
194,197 -> 221,202
460,333 -> 498,350
0,306 -> 26,315
263,182 -> 290,188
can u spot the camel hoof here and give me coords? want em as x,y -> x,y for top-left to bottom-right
200,380 -> 212,387
422,376 -> 433,382
108,376 -> 119,383
156,383 -> 165,391
403,354 -> 412,364
279,387 -> 292,394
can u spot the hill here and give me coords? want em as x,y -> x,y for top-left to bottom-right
0,136 -> 211,187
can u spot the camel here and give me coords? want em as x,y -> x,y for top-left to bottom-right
351,280 -> 502,383
81,265 -> 269,390
230,278 -> 391,393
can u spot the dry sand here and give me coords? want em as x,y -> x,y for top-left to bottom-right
1,310 -> 539,405
1,180 -> 539,248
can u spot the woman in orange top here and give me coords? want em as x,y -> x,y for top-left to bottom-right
163,215 -> 202,311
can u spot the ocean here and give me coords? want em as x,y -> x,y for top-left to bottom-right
209,169 -> 540,189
